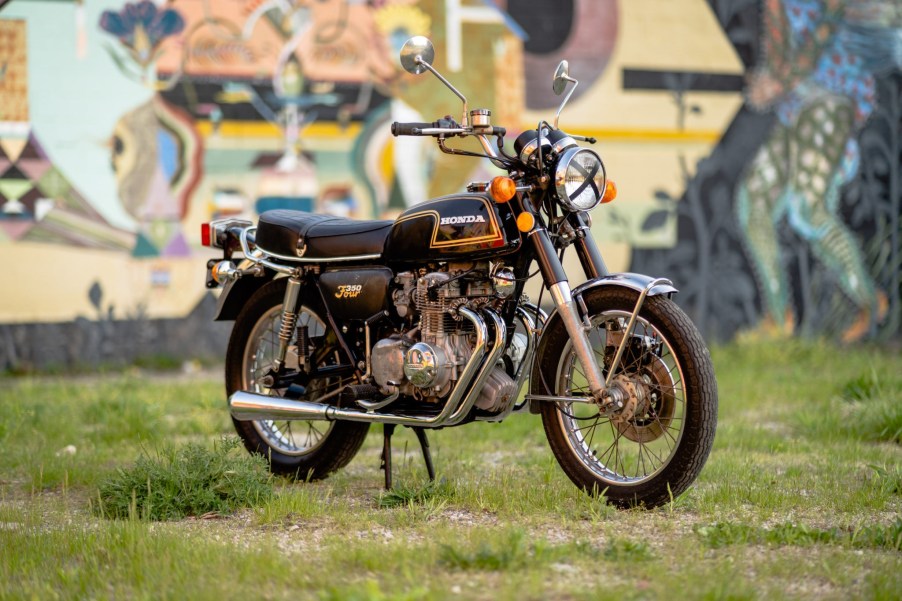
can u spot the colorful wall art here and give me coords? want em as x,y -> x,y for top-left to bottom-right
0,0 -> 898,369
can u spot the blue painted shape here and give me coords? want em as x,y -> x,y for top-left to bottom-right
255,196 -> 314,214
157,128 -> 179,182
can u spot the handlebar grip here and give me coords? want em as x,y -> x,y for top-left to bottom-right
391,121 -> 435,136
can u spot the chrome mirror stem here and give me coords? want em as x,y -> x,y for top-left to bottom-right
416,57 -> 470,128
553,78 -> 578,129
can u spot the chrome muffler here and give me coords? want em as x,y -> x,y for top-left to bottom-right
228,307 -> 506,428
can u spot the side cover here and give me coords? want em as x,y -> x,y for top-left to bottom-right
318,267 -> 393,321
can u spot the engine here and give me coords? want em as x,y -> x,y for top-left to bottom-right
370,262 -> 518,412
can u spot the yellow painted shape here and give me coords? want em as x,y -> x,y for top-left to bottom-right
621,0 -> 744,72
198,119 -> 720,145
196,121 -> 363,139
379,138 -> 394,184
0,242 -> 208,323
0,137 -> 28,162
525,0 -> 744,134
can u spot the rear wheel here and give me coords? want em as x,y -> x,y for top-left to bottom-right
226,279 -> 370,480
535,286 -> 717,508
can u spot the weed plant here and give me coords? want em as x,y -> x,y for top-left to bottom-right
94,436 -> 273,520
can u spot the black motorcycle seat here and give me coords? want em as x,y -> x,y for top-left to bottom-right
255,210 -> 393,259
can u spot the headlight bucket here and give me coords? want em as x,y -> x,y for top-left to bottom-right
554,148 -> 606,212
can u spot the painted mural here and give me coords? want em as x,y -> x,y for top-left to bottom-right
632,0 -> 902,342
0,0 -> 898,369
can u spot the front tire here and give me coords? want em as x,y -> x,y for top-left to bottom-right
534,286 -> 717,508
226,279 -> 370,480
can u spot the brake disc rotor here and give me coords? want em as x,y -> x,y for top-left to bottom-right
612,354 -> 676,443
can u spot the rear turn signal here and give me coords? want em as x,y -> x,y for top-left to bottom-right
489,176 -> 517,203
602,179 -> 617,204
211,260 -> 238,284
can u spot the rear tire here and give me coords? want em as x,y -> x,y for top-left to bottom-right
226,279 -> 370,480
535,286 -> 717,508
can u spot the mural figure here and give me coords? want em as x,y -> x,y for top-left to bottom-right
736,0 -> 902,340
100,0 -> 202,257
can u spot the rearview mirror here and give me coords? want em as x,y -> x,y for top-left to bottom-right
552,61 -> 579,128
553,61 -> 571,95
400,36 -> 435,75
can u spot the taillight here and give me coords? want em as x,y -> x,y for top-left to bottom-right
200,222 -> 212,247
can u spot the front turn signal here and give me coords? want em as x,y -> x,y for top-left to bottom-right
602,179 -> 617,204
490,176 -> 517,203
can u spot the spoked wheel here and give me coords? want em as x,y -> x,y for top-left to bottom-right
227,279 -> 370,479
535,286 -> 717,508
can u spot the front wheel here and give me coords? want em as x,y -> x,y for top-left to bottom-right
226,279 -> 370,480
534,286 -> 717,508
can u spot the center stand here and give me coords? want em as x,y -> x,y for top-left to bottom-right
380,424 -> 436,490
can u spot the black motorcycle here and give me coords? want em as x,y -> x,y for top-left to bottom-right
202,37 -> 717,508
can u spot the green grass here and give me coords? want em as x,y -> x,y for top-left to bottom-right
0,340 -> 900,599
95,436 -> 273,520
696,519 -> 902,550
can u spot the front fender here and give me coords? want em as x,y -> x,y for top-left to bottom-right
528,272 -> 677,413
571,272 -> 677,300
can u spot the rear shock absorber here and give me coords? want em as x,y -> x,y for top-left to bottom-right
273,273 -> 302,372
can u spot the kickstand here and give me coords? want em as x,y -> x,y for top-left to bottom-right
380,424 -> 396,490
380,424 -> 436,490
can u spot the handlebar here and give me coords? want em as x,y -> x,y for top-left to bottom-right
390,121 -> 440,136
391,119 -> 506,138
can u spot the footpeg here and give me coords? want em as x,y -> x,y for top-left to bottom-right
339,384 -> 380,406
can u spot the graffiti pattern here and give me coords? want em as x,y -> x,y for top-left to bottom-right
631,0 -> 902,342
737,0 -> 900,341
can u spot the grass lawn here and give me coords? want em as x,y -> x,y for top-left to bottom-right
1,340 -> 900,600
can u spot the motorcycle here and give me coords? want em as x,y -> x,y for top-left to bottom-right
201,37 -> 717,508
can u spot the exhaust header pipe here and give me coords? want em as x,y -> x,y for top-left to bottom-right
228,308 -> 506,428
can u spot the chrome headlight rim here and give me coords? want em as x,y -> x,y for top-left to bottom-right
554,147 -> 606,212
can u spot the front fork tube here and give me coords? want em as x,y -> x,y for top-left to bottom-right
530,228 -> 607,399
274,273 -> 303,372
570,212 -> 608,280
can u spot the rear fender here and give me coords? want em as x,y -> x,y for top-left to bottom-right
214,267 -> 277,321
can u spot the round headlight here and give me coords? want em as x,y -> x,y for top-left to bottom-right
554,148 -> 606,212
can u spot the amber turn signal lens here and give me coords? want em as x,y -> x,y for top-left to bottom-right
490,176 -> 517,203
516,212 -> 535,233
601,179 -> 617,204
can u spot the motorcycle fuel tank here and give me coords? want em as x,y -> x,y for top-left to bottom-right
383,193 -> 520,263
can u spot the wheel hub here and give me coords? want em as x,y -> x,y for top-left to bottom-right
606,356 -> 675,443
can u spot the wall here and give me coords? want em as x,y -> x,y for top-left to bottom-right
0,0 -> 899,370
